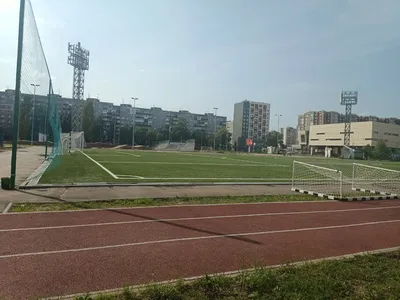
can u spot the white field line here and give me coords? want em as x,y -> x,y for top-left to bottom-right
116,151 -> 141,157
1,219 -> 399,259
86,154 -> 129,157
78,150 -> 118,179
97,161 -> 286,167
115,177 -> 290,181
116,175 -> 145,179
225,157 -> 289,167
2,205 -> 400,233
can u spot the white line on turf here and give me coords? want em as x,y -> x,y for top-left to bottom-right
115,177 -> 290,180
1,219 -> 399,259
78,150 -> 119,179
2,205 -> 400,233
96,161 -> 289,167
117,151 -> 141,157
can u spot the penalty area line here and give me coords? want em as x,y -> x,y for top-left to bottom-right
78,150 -> 119,179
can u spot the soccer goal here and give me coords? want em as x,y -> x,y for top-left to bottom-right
61,132 -> 85,154
291,161 -> 343,199
352,163 -> 399,197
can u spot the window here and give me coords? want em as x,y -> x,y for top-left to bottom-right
316,133 -> 325,135
310,138 -> 319,141
326,138 -> 342,141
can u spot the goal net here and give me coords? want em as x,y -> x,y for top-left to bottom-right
291,161 -> 343,199
61,132 -> 85,154
352,163 -> 400,196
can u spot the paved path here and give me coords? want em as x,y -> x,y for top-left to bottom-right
0,146 -> 45,185
0,200 -> 399,299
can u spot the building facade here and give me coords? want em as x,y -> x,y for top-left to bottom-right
309,121 -> 400,155
233,100 -> 271,150
282,126 -> 298,147
0,90 -> 227,144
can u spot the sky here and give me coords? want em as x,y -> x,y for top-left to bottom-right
1,0 -> 400,129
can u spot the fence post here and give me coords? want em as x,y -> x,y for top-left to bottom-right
339,171 -> 343,199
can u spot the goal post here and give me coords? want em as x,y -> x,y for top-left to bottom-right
291,161 -> 343,199
61,131 -> 85,154
352,163 -> 400,196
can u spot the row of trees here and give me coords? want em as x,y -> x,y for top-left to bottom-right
363,141 -> 399,160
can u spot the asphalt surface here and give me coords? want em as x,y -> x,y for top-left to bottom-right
1,200 -> 400,299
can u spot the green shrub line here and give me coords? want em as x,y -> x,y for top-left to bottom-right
75,250 -> 400,300
11,194 -> 315,212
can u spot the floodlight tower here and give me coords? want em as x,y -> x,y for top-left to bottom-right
68,42 -> 90,132
340,91 -> 358,146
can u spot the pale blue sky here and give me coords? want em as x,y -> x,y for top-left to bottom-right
1,0 -> 400,128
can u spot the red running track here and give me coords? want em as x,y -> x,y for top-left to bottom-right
1,200 -> 400,299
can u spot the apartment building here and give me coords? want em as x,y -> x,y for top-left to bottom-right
233,99 -> 271,150
281,126 -> 298,147
0,90 -> 227,143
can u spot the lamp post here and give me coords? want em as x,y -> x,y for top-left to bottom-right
213,107 -> 218,151
131,97 -> 138,150
275,114 -> 282,153
30,84 -> 40,145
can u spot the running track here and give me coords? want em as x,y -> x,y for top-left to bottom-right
1,200 -> 400,299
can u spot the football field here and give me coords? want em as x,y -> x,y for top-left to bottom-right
39,149 -> 400,184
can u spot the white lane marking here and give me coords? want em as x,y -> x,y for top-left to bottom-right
5,200 -> 340,215
1,219 -> 399,259
41,246 -> 400,300
78,150 -> 118,179
2,205 -> 400,233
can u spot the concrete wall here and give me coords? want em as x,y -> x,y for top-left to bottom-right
309,121 -> 400,149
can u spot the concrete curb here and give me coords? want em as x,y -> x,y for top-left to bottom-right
18,181 -> 292,190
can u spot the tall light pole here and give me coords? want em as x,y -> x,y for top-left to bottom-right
275,114 -> 282,152
30,84 -> 40,145
131,97 -> 138,150
213,107 -> 218,151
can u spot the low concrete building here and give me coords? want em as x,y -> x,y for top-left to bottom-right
309,121 -> 400,156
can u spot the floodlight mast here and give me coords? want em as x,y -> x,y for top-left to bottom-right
340,91 -> 358,147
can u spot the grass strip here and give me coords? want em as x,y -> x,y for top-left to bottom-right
76,250 -> 400,300
11,194 -> 316,212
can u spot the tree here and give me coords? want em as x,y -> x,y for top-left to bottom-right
215,127 -> 232,150
265,131 -> 283,148
119,126 -> 132,145
363,145 -> 373,160
172,118 -> 190,142
19,95 -> 33,141
373,140 -> 391,160
146,128 -> 157,146
82,101 -> 96,142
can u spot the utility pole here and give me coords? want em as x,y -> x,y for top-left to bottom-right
131,97 -> 138,150
213,107 -> 218,151
275,114 -> 282,153
30,84 -> 40,145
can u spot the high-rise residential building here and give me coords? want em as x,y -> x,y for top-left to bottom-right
233,100 -> 270,150
0,90 -> 227,144
282,127 -> 298,147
